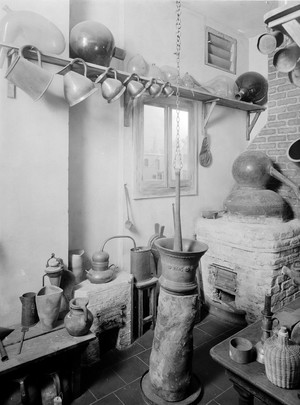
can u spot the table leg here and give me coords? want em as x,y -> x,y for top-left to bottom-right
232,382 -> 254,405
138,289 -> 144,337
70,349 -> 82,399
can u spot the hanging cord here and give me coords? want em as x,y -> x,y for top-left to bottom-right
173,0 -> 183,171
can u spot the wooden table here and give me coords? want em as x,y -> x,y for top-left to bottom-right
210,299 -> 300,405
0,321 -> 96,401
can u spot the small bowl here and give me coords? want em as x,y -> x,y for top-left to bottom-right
229,337 -> 253,364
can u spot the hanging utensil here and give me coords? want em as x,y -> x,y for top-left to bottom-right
199,133 -> 212,167
124,184 -> 134,230
199,101 -> 216,167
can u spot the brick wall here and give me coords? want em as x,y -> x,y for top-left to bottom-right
248,52 -> 300,219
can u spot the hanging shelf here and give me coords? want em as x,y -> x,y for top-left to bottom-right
0,42 -> 265,139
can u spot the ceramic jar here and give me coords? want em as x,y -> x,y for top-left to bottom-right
264,326 -> 300,388
64,297 -> 93,336
68,248 -> 86,284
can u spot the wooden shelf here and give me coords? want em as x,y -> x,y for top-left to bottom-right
0,42 -> 265,112
1,42 -> 266,139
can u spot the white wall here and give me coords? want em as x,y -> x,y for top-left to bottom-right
69,0 -> 125,267
0,0 -> 69,326
69,0 -> 253,271
248,34 -> 269,139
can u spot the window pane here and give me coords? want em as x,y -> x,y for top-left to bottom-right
172,109 -> 189,181
143,105 -> 165,181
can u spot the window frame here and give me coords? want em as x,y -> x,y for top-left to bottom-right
133,95 -> 198,199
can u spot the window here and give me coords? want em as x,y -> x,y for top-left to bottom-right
133,96 -> 198,199
205,27 -> 237,74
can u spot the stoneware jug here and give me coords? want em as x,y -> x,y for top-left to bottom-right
64,297 -> 93,336
36,285 -> 63,331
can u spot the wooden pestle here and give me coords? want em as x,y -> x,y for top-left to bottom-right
173,169 -> 183,251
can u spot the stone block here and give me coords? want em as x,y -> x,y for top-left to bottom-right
74,269 -> 133,364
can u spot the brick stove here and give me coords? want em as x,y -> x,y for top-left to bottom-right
196,215 -> 300,324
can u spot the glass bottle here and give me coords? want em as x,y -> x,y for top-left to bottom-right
235,71 -> 268,105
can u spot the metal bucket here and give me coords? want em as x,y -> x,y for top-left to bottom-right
130,246 -> 152,282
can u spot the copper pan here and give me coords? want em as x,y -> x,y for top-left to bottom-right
273,43 -> 300,73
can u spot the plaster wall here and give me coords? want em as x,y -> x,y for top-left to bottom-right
0,0 -> 69,326
69,0 -> 256,271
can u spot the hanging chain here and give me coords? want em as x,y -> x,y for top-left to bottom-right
174,0 -> 183,171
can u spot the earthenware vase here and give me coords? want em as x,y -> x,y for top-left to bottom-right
36,286 -> 63,331
64,297 -> 93,336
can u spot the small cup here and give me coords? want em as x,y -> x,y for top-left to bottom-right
95,67 -> 126,103
123,73 -> 146,99
229,337 -> 253,364
58,58 -> 98,106
145,78 -> 163,98
161,81 -> 174,97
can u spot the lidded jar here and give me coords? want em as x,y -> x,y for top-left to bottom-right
264,326 -> 300,389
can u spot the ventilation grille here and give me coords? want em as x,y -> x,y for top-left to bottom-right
205,27 -> 237,74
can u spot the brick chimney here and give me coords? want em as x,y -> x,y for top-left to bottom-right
248,53 -> 300,219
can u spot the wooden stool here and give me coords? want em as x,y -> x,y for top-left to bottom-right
135,277 -> 158,338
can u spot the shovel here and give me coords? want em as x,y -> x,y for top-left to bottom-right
0,326 -> 14,361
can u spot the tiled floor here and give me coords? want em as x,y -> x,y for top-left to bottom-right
72,313 -> 264,405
